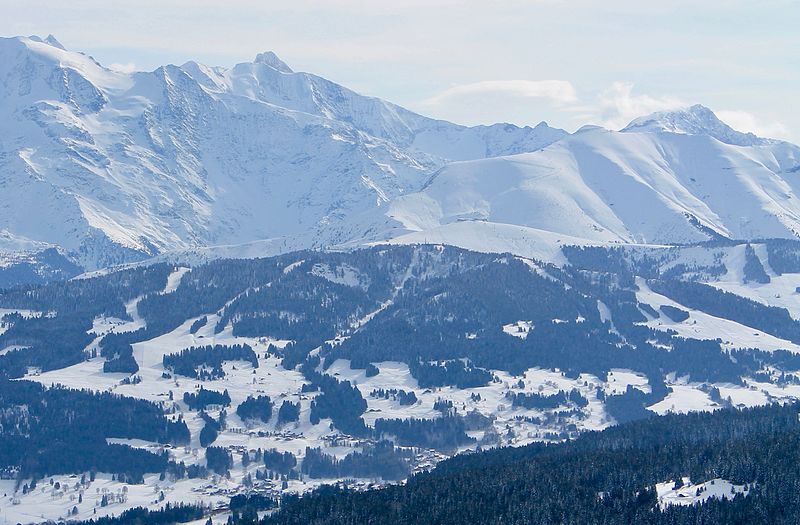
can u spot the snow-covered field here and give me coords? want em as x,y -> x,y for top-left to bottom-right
655,477 -> 751,509
635,277 -> 800,353
707,245 -> 800,319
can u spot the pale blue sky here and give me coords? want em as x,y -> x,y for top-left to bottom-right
2,0 -> 797,141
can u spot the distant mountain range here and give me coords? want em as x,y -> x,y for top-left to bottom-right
1,35 -> 799,280
0,35 -> 565,274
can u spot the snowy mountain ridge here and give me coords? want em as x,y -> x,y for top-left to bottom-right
381,118 -> 800,249
1,34 -> 800,279
621,104 -> 776,147
0,35 -> 566,271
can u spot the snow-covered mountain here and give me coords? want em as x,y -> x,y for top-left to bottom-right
0,35 -> 566,270
380,109 -> 800,248
5,32 -> 800,525
3,34 -> 800,278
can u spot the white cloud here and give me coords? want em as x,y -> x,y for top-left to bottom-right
413,79 -> 578,127
592,82 -> 686,130
109,62 -> 138,73
422,80 -> 578,108
716,109 -> 790,140
416,80 -> 693,132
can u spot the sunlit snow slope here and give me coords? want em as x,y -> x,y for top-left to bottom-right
383,107 -> 800,246
0,35 -> 566,270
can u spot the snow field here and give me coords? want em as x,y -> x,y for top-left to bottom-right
655,477 -> 751,509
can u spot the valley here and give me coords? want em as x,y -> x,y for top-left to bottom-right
3,242 -> 800,522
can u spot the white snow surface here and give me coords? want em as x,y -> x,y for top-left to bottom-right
622,104 -> 774,147
655,477 -> 751,509
374,221 -> 603,266
384,122 -> 800,246
0,35 -> 566,270
502,320 -> 533,339
705,243 -> 800,320
635,277 -> 800,353
3,35 -> 800,274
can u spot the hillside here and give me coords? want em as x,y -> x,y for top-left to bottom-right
4,242 -> 800,521
257,402 -> 800,525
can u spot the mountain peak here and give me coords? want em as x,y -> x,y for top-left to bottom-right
254,51 -> 293,73
43,34 -> 66,50
621,104 -> 772,147
23,34 -> 66,50
623,104 -> 719,133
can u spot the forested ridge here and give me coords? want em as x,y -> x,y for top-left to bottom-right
4,244 -> 800,395
250,403 -> 800,525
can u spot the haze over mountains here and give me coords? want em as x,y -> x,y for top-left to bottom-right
1,35 -> 799,279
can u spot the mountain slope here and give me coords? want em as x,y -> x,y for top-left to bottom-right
257,403 -> 800,525
0,35 -> 567,270
382,113 -> 800,246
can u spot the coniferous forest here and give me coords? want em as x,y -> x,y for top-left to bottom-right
4,242 -> 800,522
246,403 -> 800,525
